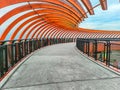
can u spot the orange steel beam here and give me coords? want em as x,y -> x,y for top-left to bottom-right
42,28 -> 56,38
1,4 -> 32,24
56,31 -> 67,39
67,0 -> 87,18
42,15 -> 77,27
1,3 -> 79,25
56,31 -> 66,38
49,30 -> 60,39
39,13 -> 77,25
31,23 -> 54,39
99,0 -> 107,10
1,1 -> 108,40
81,0 -> 94,15
28,1 -> 80,23
30,3 -> 81,22
10,16 -> 42,40
35,0 -> 82,21
41,25 -> 61,38
41,28 -> 55,38
65,0 -> 84,19
46,29 -> 59,38
40,26 -> 58,38
48,18 -> 79,28
25,22 -> 48,39
64,31 -> 71,38
70,32 -> 77,38
44,20 -> 77,29
0,0 -> 28,8
24,22 -> 46,39
1,2 -> 80,28
49,29 -> 63,38
32,24 -> 56,39
26,22 -> 47,39
67,31 -> 74,38
74,32 -> 81,38
2,9 -> 73,40
69,32 -> 76,38
71,31 -> 78,38
30,23 -> 65,39
52,30 -> 63,38
10,11 -> 78,40
69,32 -> 77,38
55,31 -> 65,38
59,33 -> 67,38
18,19 -> 45,39
0,12 -> 39,40
61,31 -> 71,38
65,32 -> 73,38
41,8 -> 78,22
1,0 -> 120,40
44,26 -> 60,38
35,24 -> 54,39
56,31 -> 65,38
56,30 -> 68,38
36,10 -> 78,23
62,31 -> 71,38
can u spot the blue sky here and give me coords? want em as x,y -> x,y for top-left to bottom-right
79,0 -> 120,31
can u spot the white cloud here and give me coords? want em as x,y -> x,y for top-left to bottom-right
79,2 -> 120,31
107,4 -> 120,14
79,22 -> 98,29
80,20 -> 120,31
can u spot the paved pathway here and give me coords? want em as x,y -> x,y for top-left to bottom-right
2,43 -> 120,90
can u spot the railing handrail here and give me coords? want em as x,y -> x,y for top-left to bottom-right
76,38 -> 120,69
0,38 -> 75,78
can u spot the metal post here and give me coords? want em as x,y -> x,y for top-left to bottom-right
94,40 -> 97,60
103,43 -> 106,63
0,47 -> 4,77
106,41 -> 111,66
106,41 -> 109,65
5,45 -> 8,72
88,41 -> 90,56
85,41 -> 87,54
11,43 -> 14,66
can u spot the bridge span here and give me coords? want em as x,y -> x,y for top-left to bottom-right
1,43 -> 120,90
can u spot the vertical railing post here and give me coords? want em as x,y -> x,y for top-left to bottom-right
87,41 -> 90,56
0,46 -> 4,77
93,40 -> 97,60
106,41 -> 111,66
11,42 -> 14,66
108,41 -> 111,66
85,41 -> 87,54
103,43 -> 106,63
4,44 -> 8,72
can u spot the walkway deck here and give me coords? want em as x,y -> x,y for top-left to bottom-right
1,43 -> 120,90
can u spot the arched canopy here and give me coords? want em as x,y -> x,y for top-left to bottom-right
1,0 -> 120,41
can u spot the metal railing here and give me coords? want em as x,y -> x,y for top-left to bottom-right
0,38 -> 74,78
76,38 -> 120,69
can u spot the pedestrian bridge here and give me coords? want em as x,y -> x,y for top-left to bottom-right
1,43 -> 120,90
1,0 -> 120,90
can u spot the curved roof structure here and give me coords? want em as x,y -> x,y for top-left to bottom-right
1,0 -> 120,41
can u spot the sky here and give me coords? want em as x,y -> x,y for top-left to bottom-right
79,0 -> 120,31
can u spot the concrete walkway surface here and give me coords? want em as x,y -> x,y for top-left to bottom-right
1,43 -> 120,90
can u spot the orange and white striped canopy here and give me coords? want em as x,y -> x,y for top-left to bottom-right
1,0 -> 120,40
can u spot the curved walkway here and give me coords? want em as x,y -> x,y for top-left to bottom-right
1,43 -> 120,90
